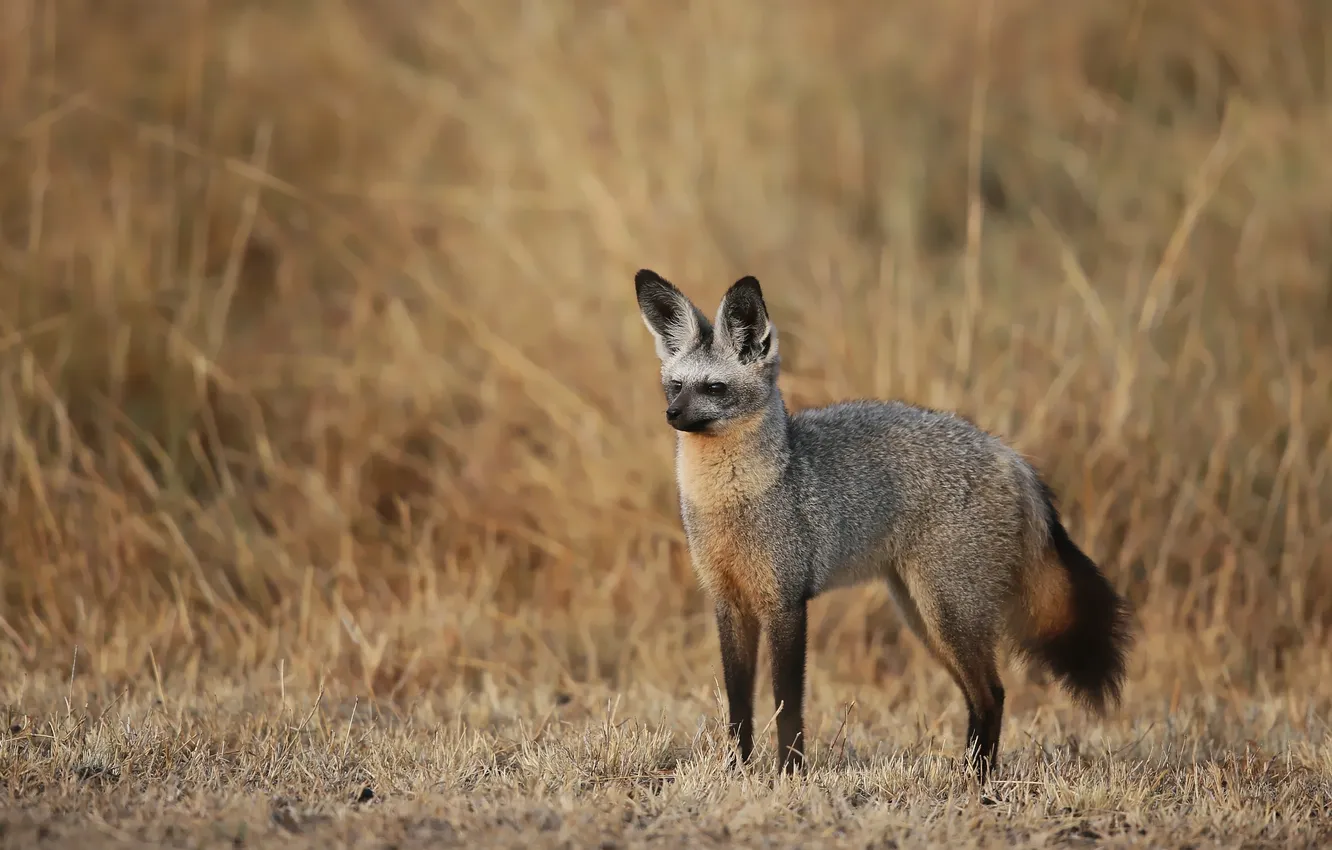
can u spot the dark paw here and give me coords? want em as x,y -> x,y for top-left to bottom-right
965,752 -> 999,789
777,751 -> 806,777
723,746 -> 752,773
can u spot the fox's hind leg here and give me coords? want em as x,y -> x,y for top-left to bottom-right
963,671 -> 1005,785
934,635 -> 1005,785
930,635 -> 1004,785
895,567 -> 1006,785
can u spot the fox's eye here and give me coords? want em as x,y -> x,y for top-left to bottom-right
667,380 -> 683,394
703,381 -> 728,396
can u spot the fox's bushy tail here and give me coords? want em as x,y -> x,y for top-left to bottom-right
1020,482 -> 1133,715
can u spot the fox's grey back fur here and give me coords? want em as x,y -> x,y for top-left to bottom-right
785,399 -> 1049,622
634,268 -> 1133,780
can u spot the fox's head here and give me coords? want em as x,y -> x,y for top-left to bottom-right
634,269 -> 780,435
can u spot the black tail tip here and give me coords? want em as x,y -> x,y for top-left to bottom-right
1035,485 -> 1135,714
1034,588 -> 1133,715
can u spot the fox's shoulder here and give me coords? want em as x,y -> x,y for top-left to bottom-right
789,398 -> 1004,464
791,398 -> 959,433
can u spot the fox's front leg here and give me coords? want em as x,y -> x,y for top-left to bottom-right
769,602 -> 808,775
716,602 -> 760,767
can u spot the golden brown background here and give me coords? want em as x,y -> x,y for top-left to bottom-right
1,1 -> 1328,846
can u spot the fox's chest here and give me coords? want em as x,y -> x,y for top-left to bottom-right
681,513 -> 779,617
675,430 -> 781,513
674,432 -> 783,616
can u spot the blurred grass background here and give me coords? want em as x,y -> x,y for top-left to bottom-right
0,0 -> 1329,700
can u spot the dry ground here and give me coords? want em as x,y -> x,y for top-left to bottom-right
2,0 -> 1332,847
1,635 -> 1329,849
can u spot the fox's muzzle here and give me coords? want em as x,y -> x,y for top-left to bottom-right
666,388 -> 715,433
669,414 -> 714,433
666,406 -> 714,433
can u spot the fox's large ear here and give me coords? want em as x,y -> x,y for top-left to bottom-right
716,275 -> 776,364
635,269 -> 708,361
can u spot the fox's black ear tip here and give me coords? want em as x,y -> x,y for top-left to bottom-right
635,269 -> 667,292
730,275 -> 764,300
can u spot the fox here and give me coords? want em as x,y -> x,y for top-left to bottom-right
632,268 -> 1133,782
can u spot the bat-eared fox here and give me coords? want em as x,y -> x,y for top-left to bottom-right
633,268 -> 1133,783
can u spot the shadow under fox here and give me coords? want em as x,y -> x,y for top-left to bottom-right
633,269 -> 1134,782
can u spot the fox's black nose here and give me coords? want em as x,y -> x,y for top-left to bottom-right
666,406 -> 682,422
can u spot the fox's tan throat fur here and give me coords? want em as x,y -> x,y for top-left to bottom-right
634,268 -> 1134,782
676,413 -> 784,618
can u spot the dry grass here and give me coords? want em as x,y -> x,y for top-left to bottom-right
2,0 -> 1331,846
2,647 -> 1329,848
